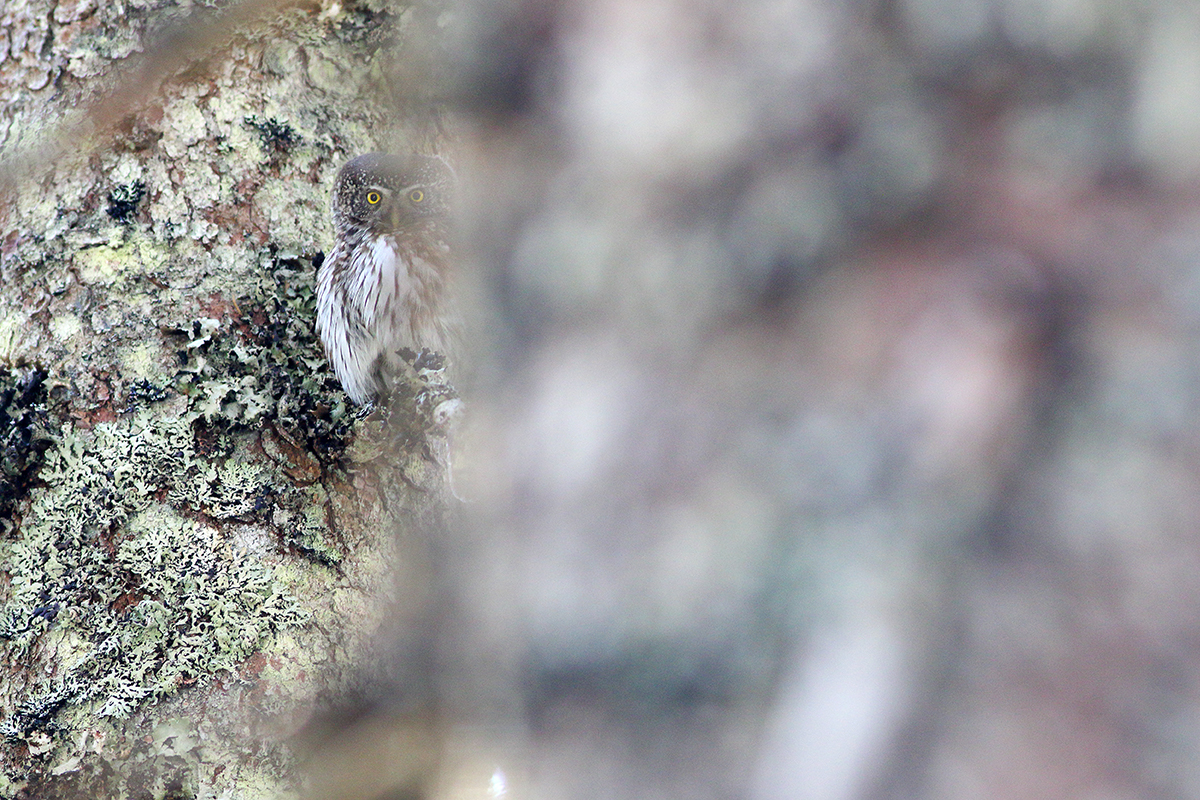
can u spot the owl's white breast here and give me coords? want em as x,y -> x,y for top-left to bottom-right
351,236 -> 401,325
361,235 -> 449,346
318,227 -> 456,404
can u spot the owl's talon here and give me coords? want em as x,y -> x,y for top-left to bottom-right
351,400 -> 377,421
414,349 -> 446,372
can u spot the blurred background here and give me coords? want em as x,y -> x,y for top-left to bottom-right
438,0 -> 1200,798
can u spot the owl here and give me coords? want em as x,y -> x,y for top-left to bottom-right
316,153 -> 458,405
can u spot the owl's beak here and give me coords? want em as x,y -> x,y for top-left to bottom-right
388,204 -> 404,230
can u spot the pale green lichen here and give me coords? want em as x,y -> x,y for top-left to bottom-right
0,0 -> 434,792
161,98 -> 209,159
276,484 -> 344,566
174,259 -> 356,449
207,457 -> 273,519
0,248 -> 384,759
48,313 -> 82,341
120,341 -> 165,380
0,411 -> 308,746
71,234 -> 171,285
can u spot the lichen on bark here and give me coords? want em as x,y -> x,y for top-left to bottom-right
0,0 -> 452,796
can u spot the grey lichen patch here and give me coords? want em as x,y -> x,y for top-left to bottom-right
207,457 -> 274,520
0,410 -> 307,751
305,49 -> 354,94
275,484 -> 344,567
174,253 -> 356,467
161,97 -> 209,160
0,312 -> 41,369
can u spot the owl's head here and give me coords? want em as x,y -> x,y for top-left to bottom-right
331,153 -> 454,236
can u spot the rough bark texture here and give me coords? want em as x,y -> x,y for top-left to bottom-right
0,1 -> 452,797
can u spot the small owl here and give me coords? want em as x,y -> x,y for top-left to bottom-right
316,153 -> 458,404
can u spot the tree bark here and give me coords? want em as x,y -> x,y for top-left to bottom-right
0,1 -> 448,797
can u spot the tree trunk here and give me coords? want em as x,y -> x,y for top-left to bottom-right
0,1 -> 448,797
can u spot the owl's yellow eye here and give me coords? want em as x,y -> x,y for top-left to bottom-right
366,191 -> 382,205
409,189 -> 425,203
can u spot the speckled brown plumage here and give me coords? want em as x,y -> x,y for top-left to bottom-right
316,153 -> 458,404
